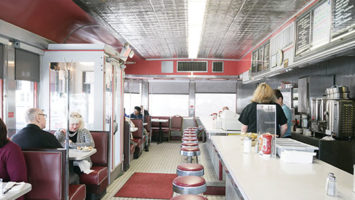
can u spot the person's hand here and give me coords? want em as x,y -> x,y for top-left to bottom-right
69,140 -> 73,145
61,129 -> 67,134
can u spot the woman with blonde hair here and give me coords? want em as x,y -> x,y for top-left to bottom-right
238,83 -> 288,136
55,112 -> 95,148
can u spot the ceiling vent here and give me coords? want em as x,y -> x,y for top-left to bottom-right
212,61 -> 224,72
177,61 -> 207,72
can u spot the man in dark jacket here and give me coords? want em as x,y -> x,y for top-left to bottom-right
12,108 -> 79,184
12,108 -> 62,149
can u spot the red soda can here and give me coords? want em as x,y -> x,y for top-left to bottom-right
262,134 -> 272,155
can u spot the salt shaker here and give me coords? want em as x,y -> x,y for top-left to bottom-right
326,173 -> 336,196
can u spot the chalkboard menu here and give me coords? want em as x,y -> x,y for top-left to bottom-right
332,0 -> 355,38
295,12 -> 312,55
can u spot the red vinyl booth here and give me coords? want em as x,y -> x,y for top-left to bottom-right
131,119 -> 146,158
80,131 -> 109,200
23,149 -> 86,200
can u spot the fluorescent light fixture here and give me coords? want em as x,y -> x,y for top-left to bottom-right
188,0 -> 207,58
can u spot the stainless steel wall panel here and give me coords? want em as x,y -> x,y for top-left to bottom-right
189,81 -> 196,117
236,81 -> 256,114
149,80 -> 189,94
196,80 -> 237,93
124,79 -> 140,93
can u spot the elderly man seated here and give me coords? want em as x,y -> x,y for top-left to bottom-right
12,108 -> 79,184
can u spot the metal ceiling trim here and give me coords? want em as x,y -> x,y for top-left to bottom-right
239,0 -> 320,60
0,19 -> 52,52
145,57 -> 241,61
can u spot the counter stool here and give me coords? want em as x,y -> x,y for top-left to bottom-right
181,146 -> 200,163
172,176 -> 207,195
170,195 -> 207,200
181,142 -> 198,147
182,138 -> 198,144
182,136 -> 197,139
177,163 -> 204,176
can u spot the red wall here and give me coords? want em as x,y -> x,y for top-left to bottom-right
125,57 -> 251,76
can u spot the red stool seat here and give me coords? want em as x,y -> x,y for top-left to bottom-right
182,138 -> 198,143
170,195 -> 207,200
181,146 -> 199,152
181,143 -> 198,147
172,176 -> 207,194
173,176 -> 206,187
177,163 -> 204,172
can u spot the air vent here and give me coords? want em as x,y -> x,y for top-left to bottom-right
212,61 -> 224,72
177,61 -> 207,72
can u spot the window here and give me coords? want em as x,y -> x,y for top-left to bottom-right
16,80 -> 34,129
124,93 -> 141,116
49,62 -> 95,130
195,93 -> 236,125
149,94 -> 188,116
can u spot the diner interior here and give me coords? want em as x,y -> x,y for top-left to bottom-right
0,0 -> 355,199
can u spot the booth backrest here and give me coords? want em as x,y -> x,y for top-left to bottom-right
131,119 -> 143,138
144,116 -> 151,131
23,149 -> 66,200
90,131 -> 109,166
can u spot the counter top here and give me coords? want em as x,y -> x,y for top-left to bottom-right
211,135 -> 355,200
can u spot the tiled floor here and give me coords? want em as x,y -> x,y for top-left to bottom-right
102,141 -> 225,200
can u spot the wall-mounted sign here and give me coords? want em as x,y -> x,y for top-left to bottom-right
312,0 -> 331,49
332,0 -> 355,38
295,12 -> 312,55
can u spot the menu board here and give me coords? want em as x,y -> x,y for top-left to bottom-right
312,0 -> 331,49
332,0 -> 355,38
295,12 -> 312,55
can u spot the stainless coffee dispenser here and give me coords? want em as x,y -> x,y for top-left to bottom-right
310,97 -> 327,134
325,86 -> 355,139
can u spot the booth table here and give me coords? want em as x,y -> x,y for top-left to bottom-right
151,118 -> 168,144
1,182 -> 32,200
69,149 -> 97,160
211,135 -> 355,200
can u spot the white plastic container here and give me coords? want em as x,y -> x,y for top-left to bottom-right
276,138 -> 318,164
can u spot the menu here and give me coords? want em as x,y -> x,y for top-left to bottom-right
332,0 -> 355,37
312,1 -> 331,49
295,12 -> 312,55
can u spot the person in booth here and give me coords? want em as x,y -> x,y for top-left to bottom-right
130,106 -> 143,119
130,106 -> 149,151
0,118 -> 27,200
11,108 -> 62,149
140,105 -> 150,117
55,112 -> 95,171
54,112 -> 95,149
238,83 -> 288,137
274,89 -> 292,138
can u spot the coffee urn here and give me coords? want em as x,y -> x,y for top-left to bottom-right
325,86 -> 355,139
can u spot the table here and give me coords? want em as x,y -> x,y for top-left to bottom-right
130,127 -> 138,132
1,182 -> 32,200
69,149 -> 97,160
211,135 -> 355,200
151,119 -> 168,144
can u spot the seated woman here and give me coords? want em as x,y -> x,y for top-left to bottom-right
55,112 -> 95,171
0,119 -> 27,200
55,112 -> 95,149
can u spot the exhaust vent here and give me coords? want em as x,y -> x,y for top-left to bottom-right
177,61 -> 207,72
212,61 -> 223,72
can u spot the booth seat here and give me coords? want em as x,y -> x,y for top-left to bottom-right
80,131 -> 109,200
23,149 -> 86,200
131,119 -> 146,158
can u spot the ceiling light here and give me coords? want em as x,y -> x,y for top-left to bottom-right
188,0 -> 207,58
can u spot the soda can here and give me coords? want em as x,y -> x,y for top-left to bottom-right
262,134 -> 272,155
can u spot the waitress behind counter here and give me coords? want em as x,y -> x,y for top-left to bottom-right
238,83 -> 288,137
